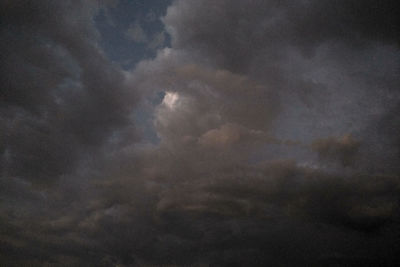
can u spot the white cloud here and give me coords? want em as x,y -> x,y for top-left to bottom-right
162,91 -> 179,109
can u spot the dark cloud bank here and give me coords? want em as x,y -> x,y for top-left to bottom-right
1,0 -> 399,266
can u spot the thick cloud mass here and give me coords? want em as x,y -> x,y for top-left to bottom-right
1,0 -> 400,266
0,0 -> 135,183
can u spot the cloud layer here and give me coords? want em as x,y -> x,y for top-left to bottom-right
1,0 -> 399,266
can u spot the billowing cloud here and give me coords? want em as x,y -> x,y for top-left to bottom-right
1,0 -> 399,266
164,0 -> 398,72
0,0 -> 137,184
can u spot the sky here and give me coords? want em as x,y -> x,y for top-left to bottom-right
0,0 -> 399,266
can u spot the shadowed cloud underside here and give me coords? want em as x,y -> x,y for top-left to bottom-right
1,0 -> 399,266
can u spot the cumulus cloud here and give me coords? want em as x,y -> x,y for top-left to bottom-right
164,0 -> 398,72
1,0 -> 399,266
0,0 -> 137,184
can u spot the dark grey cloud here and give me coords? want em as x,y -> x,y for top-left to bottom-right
1,0 -> 400,266
0,0 -> 137,184
164,0 -> 398,72
311,134 -> 360,167
162,0 -> 399,150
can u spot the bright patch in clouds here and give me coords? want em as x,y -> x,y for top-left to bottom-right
162,91 -> 179,109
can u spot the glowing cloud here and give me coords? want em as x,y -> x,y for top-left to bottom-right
162,91 -> 179,109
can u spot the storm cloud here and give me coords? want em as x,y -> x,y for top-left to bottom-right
1,0 -> 399,266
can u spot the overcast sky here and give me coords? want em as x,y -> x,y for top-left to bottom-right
1,0 -> 399,266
